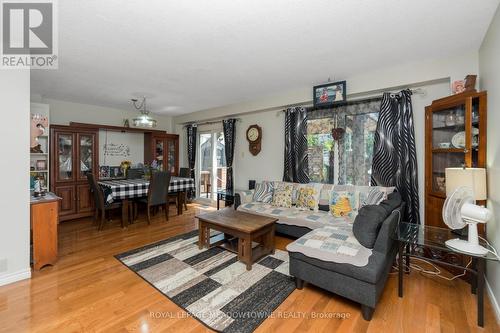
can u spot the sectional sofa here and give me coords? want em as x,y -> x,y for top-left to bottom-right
234,182 -> 404,320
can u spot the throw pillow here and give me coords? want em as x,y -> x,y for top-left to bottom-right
359,187 -> 386,208
318,184 -> 334,211
352,205 -> 389,249
272,184 -> 293,208
253,181 -> 274,203
280,182 -> 300,205
296,186 -> 320,211
329,191 -> 356,218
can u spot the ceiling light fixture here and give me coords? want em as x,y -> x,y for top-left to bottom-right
131,96 -> 157,128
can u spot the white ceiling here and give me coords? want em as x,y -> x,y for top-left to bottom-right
31,0 -> 499,116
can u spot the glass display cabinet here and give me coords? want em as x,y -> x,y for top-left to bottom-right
50,125 -> 98,221
425,91 -> 487,229
144,133 -> 179,175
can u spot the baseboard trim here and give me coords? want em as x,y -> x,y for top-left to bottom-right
0,268 -> 31,287
486,278 -> 500,324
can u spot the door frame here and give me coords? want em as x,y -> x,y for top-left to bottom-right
196,129 -> 222,203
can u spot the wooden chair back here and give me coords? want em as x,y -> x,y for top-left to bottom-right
147,171 -> 171,206
86,173 -> 105,211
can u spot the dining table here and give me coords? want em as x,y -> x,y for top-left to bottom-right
98,177 -> 195,226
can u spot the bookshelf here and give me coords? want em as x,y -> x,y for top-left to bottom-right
30,103 -> 50,191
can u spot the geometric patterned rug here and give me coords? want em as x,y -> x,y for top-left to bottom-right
115,230 -> 295,333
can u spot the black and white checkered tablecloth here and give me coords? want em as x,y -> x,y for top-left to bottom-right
98,177 -> 195,203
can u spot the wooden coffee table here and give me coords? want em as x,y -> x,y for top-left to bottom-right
196,208 -> 278,270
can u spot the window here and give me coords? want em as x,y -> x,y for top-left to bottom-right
343,112 -> 379,185
307,118 -> 335,183
307,99 -> 381,185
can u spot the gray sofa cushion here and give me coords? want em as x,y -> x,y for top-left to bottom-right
352,205 -> 388,249
379,191 -> 402,215
288,250 -> 390,284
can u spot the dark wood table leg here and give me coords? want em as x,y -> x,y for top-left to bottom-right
177,192 -> 183,215
265,225 -> 275,255
471,257 -> 477,295
398,241 -> 403,298
121,199 -> 129,228
244,236 -> 252,270
405,244 -> 410,274
477,258 -> 485,327
217,193 -> 220,210
198,221 -> 205,249
237,237 -> 244,262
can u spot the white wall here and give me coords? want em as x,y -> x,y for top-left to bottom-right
0,70 -> 31,286
38,98 -> 173,132
174,52 -> 478,125
479,4 -> 500,322
98,131 -> 144,166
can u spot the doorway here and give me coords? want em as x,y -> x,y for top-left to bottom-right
197,130 -> 226,202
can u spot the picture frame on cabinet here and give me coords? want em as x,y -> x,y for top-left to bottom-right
99,165 -> 110,179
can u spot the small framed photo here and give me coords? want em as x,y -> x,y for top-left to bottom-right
36,160 -> 47,171
109,166 -> 123,178
99,165 -> 110,179
313,81 -> 346,107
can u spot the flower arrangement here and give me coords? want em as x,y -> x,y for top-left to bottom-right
120,160 -> 131,176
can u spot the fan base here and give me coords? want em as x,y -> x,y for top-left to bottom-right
445,239 -> 488,256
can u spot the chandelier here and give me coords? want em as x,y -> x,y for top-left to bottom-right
131,97 -> 157,128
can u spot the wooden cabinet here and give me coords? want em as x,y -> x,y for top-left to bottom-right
144,133 -> 179,175
54,185 -> 77,216
425,91 -> 487,228
50,125 -> 98,221
31,194 -> 60,270
424,91 -> 487,280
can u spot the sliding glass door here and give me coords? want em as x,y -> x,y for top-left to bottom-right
197,130 -> 226,202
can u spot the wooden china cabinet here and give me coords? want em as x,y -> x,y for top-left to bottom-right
144,133 -> 179,175
50,125 -> 99,221
424,91 -> 487,273
425,91 -> 487,229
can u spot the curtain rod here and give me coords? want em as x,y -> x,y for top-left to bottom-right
277,88 -> 426,115
183,118 -> 242,128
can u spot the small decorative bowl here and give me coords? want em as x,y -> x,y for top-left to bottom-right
438,142 -> 451,149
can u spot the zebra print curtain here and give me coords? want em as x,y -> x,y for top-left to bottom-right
371,89 -> 420,224
222,119 -> 236,193
186,125 -> 197,180
283,107 -> 310,183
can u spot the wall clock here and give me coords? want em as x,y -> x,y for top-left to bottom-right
246,124 -> 262,156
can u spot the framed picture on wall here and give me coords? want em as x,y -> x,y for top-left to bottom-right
313,81 -> 346,107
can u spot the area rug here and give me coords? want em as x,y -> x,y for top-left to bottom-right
115,230 -> 295,333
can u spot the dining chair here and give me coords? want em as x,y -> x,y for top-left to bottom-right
86,173 -> 124,230
179,167 -> 190,210
127,168 -> 145,179
137,171 -> 176,224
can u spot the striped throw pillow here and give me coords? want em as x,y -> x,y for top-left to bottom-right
253,182 -> 274,203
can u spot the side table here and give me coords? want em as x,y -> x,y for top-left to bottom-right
396,222 -> 498,327
216,189 -> 235,210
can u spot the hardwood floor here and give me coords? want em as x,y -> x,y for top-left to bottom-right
0,203 -> 498,332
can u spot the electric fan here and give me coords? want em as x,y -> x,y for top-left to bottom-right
442,186 -> 491,255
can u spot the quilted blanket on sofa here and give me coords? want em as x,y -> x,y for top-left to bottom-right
286,224 -> 372,267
